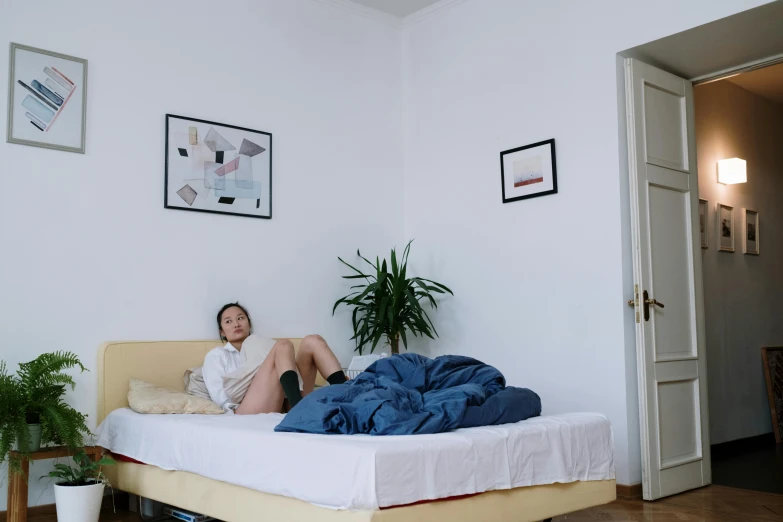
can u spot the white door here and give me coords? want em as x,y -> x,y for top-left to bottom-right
624,58 -> 711,500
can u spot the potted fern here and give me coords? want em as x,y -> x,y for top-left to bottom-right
333,241 -> 453,354
48,449 -> 115,522
0,352 -> 90,473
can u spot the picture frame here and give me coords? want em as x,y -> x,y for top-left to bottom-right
500,139 -> 557,203
164,114 -> 273,220
6,43 -> 88,153
743,209 -> 759,255
717,203 -> 734,253
761,347 -> 783,444
698,199 -> 708,249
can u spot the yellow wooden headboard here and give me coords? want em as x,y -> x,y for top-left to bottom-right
96,338 -> 318,424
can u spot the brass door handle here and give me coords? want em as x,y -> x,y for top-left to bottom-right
642,290 -> 664,321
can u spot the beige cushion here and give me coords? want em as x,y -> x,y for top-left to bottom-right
183,366 -> 210,399
128,379 -> 224,414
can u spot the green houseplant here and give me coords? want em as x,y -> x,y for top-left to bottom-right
0,352 -> 90,473
333,241 -> 453,355
48,449 -> 115,522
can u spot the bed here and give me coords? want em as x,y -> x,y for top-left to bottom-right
96,340 -> 616,522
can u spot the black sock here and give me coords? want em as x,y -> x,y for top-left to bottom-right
280,370 -> 303,408
327,370 -> 347,385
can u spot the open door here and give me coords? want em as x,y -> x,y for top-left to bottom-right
624,58 -> 711,500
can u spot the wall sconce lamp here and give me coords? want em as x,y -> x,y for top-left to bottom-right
717,158 -> 747,184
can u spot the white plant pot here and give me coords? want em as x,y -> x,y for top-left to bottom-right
54,482 -> 104,522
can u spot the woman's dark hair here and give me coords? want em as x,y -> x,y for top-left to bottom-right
217,302 -> 252,341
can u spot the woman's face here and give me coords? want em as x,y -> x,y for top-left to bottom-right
220,306 -> 251,345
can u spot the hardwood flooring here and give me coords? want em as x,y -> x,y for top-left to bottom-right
555,485 -> 782,521
711,434 -> 783,494
11,485 -> 781,521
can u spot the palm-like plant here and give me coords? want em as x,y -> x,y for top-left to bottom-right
0,352 -> 90,473
48,449 -> 115,486
333,241 -> 453,355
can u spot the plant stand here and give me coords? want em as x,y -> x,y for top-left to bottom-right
6,446 -> 102,522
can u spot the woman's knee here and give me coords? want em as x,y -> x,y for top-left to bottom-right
302,334 -> 326,347
273,339 -> 295,355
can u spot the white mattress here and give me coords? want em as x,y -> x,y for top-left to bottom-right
95,409 -> 614,511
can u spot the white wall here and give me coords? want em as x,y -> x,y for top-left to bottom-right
401,0 -> 770,486
0,0 -> 403,509
695,80 -> 783,445
1,0 -> 777,509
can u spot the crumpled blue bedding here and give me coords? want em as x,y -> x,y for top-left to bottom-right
274,353 -> 541,435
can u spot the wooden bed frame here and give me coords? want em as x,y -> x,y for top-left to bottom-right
97,340 -> 616,522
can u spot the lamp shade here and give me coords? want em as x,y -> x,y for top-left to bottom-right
717,158 -> 747,184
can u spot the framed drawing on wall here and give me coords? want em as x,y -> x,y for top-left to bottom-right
500,139 -> 557,203
164,114 -> 272,219
743,209 -> 759,255
717,203 -> 734,252
762,347 -> 783,443
698,199 -> 708,249
6,43 -> 88,153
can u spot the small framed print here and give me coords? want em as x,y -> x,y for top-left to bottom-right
743,209 -> 759,255
717,203 -> 734,252
500,139 -> 557,203
699,199 -> 708,249
6,43 -> 88,153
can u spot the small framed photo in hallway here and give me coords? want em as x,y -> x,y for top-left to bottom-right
743,209 -> 759,255
717,203 -> 734,252
699,199 -> 708,249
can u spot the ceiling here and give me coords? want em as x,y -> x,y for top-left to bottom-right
348,0 -> 443,18
622,1 -> 783,81
725,62 -> 783,106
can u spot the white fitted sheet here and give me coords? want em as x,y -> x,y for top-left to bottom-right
95,409 -> 614,511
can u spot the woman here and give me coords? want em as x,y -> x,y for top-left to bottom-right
203,303 -> 347,414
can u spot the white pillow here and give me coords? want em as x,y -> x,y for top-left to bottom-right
128,379 -> 224,414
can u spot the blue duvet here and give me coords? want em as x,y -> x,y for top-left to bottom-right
274,353 -> 541,435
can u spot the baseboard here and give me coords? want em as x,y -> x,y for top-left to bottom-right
0,492 -> 126,521
616,483 -> 643,499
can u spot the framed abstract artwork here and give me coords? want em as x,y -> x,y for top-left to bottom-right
698,199 -> 708,249
500,139 -> 557,203
164,114 -> 272,219
6,43 -> 88,153
743,209 -> 759,255
717,203 -> 734,253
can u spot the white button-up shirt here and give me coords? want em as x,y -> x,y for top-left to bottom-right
202,342 -> 243,411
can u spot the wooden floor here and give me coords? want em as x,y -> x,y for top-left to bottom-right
555,485 -> 782,521
15,485 -> 783,522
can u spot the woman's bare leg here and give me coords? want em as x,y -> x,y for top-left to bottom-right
296,334 -> 342,395
236,340 -> 297,415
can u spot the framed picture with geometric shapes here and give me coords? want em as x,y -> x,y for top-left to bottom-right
164,114 -> 272,219
500,138 -> 557,204
6,43 -> 88,153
